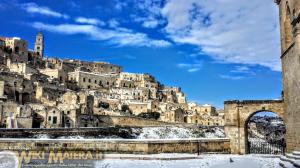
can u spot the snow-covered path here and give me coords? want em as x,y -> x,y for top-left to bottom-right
95,154 -> 280,168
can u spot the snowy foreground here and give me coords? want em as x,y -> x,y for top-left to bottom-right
95,154 -> 280,168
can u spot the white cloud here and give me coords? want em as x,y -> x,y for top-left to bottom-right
75,17 -> 105,26
21,2 -> 69,19
115,1 -> 127,10
108,19 -> 120,28
230,65 -> 256,75
188,68 -> 201,72
31,22 -> 171,48
132,0 -> 165,29
177,63 -> 202,72
131,15 -> 163,29
161,0 -> 281,71
142,19 -> 160,28
220,75 -> 246,80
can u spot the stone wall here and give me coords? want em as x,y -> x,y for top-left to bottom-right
224,100 -> 284,154
275,0 -> 300,152
97,115 -> 174,127
0,138 -> 230,154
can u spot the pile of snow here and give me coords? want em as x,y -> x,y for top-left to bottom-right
203,127 -> 226,138
136,126 -> 225,139
31,126 -> 226,140
136,127 -> 197,139
32,134 -> 50,139
57,135 -> 85,139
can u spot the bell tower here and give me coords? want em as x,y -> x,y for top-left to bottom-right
275,0 -> 300,152
34,32 -> 44,58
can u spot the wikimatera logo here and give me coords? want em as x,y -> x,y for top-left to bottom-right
0,150 -> 104,168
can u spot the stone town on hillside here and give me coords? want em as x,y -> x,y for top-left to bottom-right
0,33 -> 224,128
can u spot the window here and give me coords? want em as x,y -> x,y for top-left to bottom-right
83,78 -> 86,82
53,116 -> 57,124
48,116 -> 51,121
95,80 -> 97,84
67,111 -> 70,115
89,79 -> 91,83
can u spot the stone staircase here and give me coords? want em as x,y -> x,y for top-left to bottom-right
280,151 -> 300,168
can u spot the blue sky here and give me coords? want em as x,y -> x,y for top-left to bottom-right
0,0 -> 282,108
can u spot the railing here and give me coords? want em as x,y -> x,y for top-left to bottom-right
248,139 -> 285,155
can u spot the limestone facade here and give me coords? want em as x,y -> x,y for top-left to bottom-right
4,37 -> 28,60
0,32 -> 220,129
68,70 -> 118,89
39,68 -> 68,84
161,108 -> 185,123
275,0 -> 300,152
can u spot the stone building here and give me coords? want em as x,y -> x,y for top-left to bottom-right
127,101 -> 149,115
110,87 -> 150,102
34,32 -> 44,58
159,86 -> 187,104
46,107 -> 61,128
161,108 -> 185,123
86,62 -> 122,74
117,73 -> 158,88
275,0 -> 300,152
185,110 -> 224,126
4,37 -> 28,61
0,31 -> 221,129
39,68 -> 68,84
68,70 -> 118,89
0,71 -> 34,105
7,59 -> 37,75
0,102 -> 21,128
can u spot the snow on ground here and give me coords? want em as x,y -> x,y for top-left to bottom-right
203,127 -> 225,138
136,127 -> 197,139
136,126 -> 225,139
94,154 -> 280,168
31,126 -> 226,139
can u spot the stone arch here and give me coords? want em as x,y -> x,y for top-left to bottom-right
244,110 -> 285,154
224,100 -> 285,154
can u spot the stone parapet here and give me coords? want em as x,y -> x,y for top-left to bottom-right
0,138 -> 230,154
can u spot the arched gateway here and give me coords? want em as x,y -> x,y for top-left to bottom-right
224,100 -> 285,154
